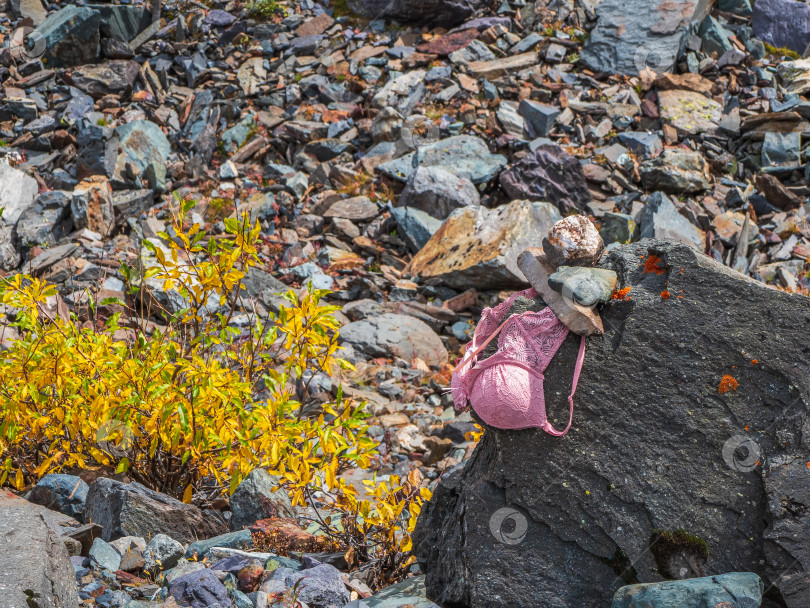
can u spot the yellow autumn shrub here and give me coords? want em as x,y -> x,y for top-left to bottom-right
0,198 -> 429,585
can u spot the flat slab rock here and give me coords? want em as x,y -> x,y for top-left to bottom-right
0,491 -> 80,608
414,239 -> 810,608
340,312 -> 448,366
408,200 -> 562,290
581,0 -> 712,75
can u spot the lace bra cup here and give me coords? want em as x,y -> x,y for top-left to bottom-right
452,288 -> 586,435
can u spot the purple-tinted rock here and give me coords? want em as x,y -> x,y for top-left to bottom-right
499,145 -> 592,214
753,0 -> 810,54
346,0 -> 486,27
204,9 -> 236,27
169,569 -> 230,608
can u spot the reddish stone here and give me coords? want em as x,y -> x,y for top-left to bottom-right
417,28 -> 479,55
249,517 -> 337,555
237,562 -> 265,593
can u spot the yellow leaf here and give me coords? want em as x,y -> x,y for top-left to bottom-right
182,484 -> 193,504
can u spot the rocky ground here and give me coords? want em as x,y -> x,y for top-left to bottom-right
1,0 -> 810,605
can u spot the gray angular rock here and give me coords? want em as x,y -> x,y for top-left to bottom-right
186,529 -> 252,560
409,200 -> 562,289
272,559 -> 350,608
753,0 -> 810,55
77,124 -> 119,180
398,166 -> 480,220
84,478 -> 227,544
169,568 -> 231,608
87,4 -> 150,42
34,5 -> 101,67
448,39 -> 496,65
518,100 -> 560,138
64,60 -> 140,98
0,98 -> 37,123
638,192 -> 705,250
496,101 -> 526,139
617,131 -> 663,158
581,0 -> 710,75
390,206 -> 443,253
414,240 -> 810,608
143,534 -> 184,574
698,15 -> 733,56
12,0 -> 47,25
0,161 -> 39,225
601,212 -> 639,245
229,468 -> 296,531
114,120 -> 172,192
378,136 -> 507,185
611,572 -> 763,608
346,0 -> 486,27
89,537 -> 122,572
0,224 -> 20,270
340,313 -> 448,366
719,0 -> 752,15
639,149 -> 711,194
499,144 -> 592,214
762,131 -> 801,168
108,536 -> 146,571
0,493 -> 80,608
345,575 -> 439,608
28,473 -> 88,520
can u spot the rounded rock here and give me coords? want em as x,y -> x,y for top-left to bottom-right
543,215 -> 605,269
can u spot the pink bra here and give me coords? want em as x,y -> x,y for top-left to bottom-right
451,288 -> 586,435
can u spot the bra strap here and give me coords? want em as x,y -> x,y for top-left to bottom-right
452,311 -> 535,373
544,335 -> 587,437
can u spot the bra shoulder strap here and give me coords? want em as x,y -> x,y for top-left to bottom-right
544,335 -> 587,437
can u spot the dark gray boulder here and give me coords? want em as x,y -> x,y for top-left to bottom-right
34,5 -> 101,68
414,239 -> 810,608
753,0 -> 810,55
580,0 -> 710,75
346,0 -> 485,27
16,190 -> 73,249
229,468 -> 296,531
27,473 -> 88,520
84,478 -> 227,544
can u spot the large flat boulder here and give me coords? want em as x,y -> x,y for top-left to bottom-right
340,313 -> 448,366
407,200 -> 561,289
377,135 -> 506,186
85,478 -> 227,544
581,0 -> 711,75
346,0 -> 485,27
0,491 -> 80,608
414,239 -> 810,607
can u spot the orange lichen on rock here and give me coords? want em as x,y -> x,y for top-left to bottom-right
644,254 -> 666,275
660,290 -> 671,300
718,374 -> 739,394
612,286 -> 632,301
751,359 -> 758,365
